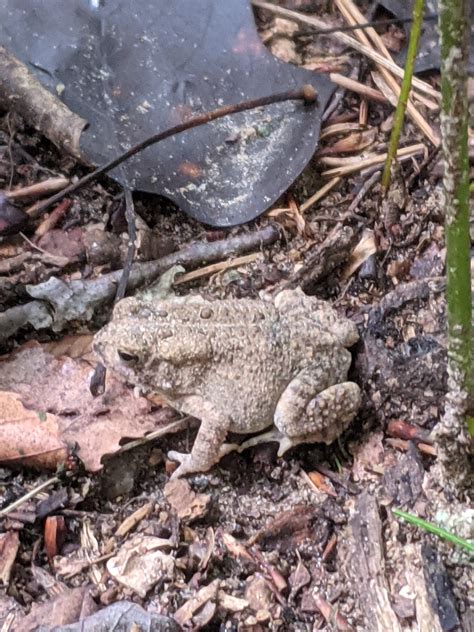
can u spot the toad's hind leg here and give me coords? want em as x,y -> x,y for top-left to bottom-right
273,368 -> 361,454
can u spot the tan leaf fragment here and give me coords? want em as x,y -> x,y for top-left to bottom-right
173,579 -> 220,627
164,478 -> 211,522
0,531 -> 20,585
341,229 -> 377,280
106,535 -> 174,598
42,334 -> 93,359
115,502 -> 153,538
0,391 -> 67,468
317,128 -> 377,157
307,471 -> 337,497
217,591 -> 249,613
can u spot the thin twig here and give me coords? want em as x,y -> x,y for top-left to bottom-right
28,86 -> 317,220
347,170 -> 381,213
115,188 -> 136,301
114,417 -> 194,455
34,199 -> 72,237
300,176 -> 342,213
321,143 -> 425,177
18,224 -> 281,335
320,122 -> 364,140
329,72 -> 387,104
292,13 -> 437,37
5,177 -> 69,200
174,252 -> 261,285
0,476 -> 59,518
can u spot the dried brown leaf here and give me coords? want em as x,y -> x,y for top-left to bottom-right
307,471 -> 337,497
164,479 -> 211,523
245,574 -> 275,614
44,516 -> 66,562
42,334 -> 94,360
115,502 -> 153,538
0,344 -> 177,472
10,586 -> 97,632
288,558 -> 311,597
0,391 -> 68,468
36,228 -> 85,259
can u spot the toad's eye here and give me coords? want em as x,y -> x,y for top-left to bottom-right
117,350 -> 139,364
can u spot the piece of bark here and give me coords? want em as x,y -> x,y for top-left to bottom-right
24,224 -> 280,332
346,491 -> 402,632
382,442 -> 425,507
0,46 -> 87,160
0,301 -> 53,342
421,543 -> 460,631
401,541 -> 445,632
346,492 -> 447,632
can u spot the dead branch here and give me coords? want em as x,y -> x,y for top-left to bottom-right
0,46 -> 87,159
0,224 -> 280,341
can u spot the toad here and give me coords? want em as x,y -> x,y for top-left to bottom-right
94,289 -> 361,478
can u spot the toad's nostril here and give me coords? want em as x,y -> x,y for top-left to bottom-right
117,350 -> 139,364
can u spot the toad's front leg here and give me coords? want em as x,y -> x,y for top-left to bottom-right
168,399 -> 230,479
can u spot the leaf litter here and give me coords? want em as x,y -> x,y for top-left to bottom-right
0,1 -> 473,630
0,342 -> 178,471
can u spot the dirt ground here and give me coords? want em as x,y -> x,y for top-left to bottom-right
0,2 -> 473,631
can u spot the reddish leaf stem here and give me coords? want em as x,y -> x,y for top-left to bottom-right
29,85 -> 317,219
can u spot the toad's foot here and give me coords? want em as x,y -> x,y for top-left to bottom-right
168,441 -> 240,479
167,451 -> 197,480
235,429 -> 324,457
234,430 -> 290,456
167,406 -> 230,479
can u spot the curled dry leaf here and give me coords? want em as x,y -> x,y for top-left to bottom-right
307,471 -> 337,497
0,344 -> 177,472
317,128 -> 377,157
221,532 -> 254,563
341,229 -> 377,281
106,535 -> 175,598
